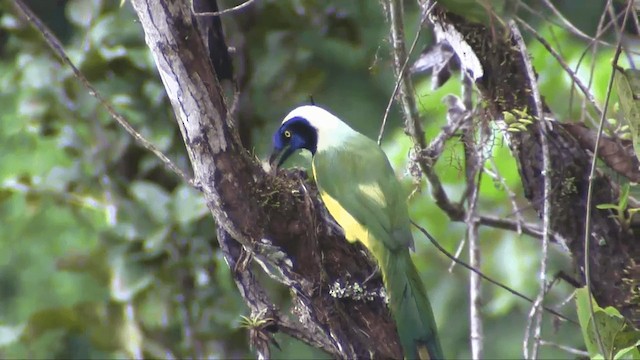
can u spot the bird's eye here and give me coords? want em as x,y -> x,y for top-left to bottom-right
284,130 -> 292,138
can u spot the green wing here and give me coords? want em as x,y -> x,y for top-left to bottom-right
312,134 -> 413,252
313,133 -> 444,359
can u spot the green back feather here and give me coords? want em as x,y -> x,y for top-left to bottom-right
313,133 -> 444,359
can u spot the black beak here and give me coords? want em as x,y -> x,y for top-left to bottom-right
268,145 -> 290,170
268,150 -> 281,168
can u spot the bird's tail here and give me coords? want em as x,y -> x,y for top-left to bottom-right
382,249 -> 443,360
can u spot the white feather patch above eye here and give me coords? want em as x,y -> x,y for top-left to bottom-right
282,105 -> 357,152
358,183 -> 387,207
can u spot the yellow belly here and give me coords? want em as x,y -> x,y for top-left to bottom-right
318,190 -> 370,245
312,163 -> 371,249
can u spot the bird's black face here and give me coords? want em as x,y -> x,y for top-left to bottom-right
269,116 -> 318,168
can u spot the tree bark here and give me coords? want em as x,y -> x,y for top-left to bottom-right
130,0 -> 404,358
423,3 -> 640,327
127,0 -> 640,357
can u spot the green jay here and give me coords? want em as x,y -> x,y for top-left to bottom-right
269,105 -> 443,359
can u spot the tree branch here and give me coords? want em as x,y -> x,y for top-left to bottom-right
421,0 -> 640,328
460,73 -> 483,359
510,21 -> 551,359
128,1 -> 406,357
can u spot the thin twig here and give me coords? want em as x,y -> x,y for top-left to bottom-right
12,0 -> 196,189
483,160 -> 525,235
447,239 -> 466,273
538,0 -> 600,43
192,0 -> 257,17
477,216 -> 543,239
588,0 -> 611,92
384,0 -> 426,147
411,220 -> 577,325
580,0 -> 612,125
632,6 -> 640,57
516,17 -> 604,119
415,99 -> 554,241
423,98 -> 468,159
556,289 -> 578,309
566,0 -> 612,123
533,0 -> 634,52
468,218 -> 483,359
377,2 -> 435,145
420,108 -> 467,220
582,1 -> 632,356
384,0 -> 463,223
607,1 -> 635,66
460,73 -> 484,360
539,340 -> 590,357
510,21 -> 550,360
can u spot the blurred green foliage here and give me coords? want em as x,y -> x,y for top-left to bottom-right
576,288 -> 640,359
0,0 -> 625,358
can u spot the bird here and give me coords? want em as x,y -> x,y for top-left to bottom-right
269,105 -> 443,360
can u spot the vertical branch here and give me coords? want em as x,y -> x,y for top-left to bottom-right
580,0 -> 611,124
461,74 -> 483,359
384,0 -> 426,147
467,221 -> 482,358
582,1 -> 632,354
384,0 -> 464,220
378,17 -> 427,145
510,22 -> 550,359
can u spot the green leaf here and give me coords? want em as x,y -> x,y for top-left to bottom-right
596,204 -> 620,210
143,225 -> 171,255
20,303 -> 100,340
65,0 -> 99,28
88,13 -> 142,50
109,247 -> 154,303
172,184 -> 209,227
0,324 -> 25,347
620,183 -> 630,210
589,310 -> 626,358
615,341 -> 640,359
56,246 -> 110,284
576,288 -> 640,359
119,308 -> 143,359
129,181 -> 171,224
17,54 -> 55,90
576,287 -> 603,356
615,68 -> 640,161
41,165 -> 80,193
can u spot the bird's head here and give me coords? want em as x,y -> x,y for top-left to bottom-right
269,105 -> 352,168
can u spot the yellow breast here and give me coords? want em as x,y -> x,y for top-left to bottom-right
319,190 -> 371,244
313,163 -> 373,249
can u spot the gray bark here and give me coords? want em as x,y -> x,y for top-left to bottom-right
130,0 -> 405,358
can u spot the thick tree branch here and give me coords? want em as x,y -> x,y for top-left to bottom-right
129,0 -> 405,357
421,1 -> 640,327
